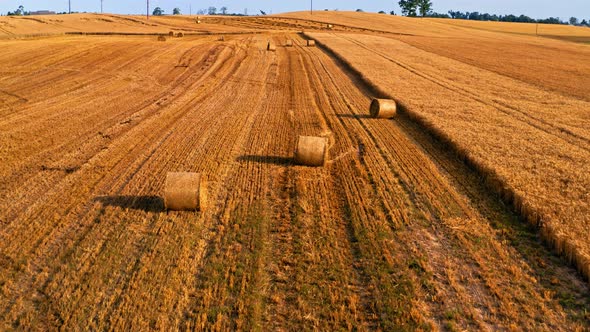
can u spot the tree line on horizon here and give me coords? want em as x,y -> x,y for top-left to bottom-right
3,3 -> 589,26
396,0 -> 589,26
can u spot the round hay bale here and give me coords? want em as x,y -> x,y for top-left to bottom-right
158,35 -> 167,42
164,172 -> 207,211
307,39 -> 316,47
169,31 -> 175,37
177,32 -> 184,38
196,20 -> 202,24
369,98 -> 397,118
285,39 -> 293,47
327,24 -> 334,29
294,136 -> 328,167
267,42 -> 276,51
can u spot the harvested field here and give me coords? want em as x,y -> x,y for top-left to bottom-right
395,34 -> 590,101
306,30 -> 590,289
1,12 -> 589,331
277,12 -> 590,101
430,18 -> 590,40
0,13 -> 256,37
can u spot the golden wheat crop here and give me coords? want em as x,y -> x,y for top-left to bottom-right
0,12 -> 589,331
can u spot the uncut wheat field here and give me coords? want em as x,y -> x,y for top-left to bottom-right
1,12 -> 589,331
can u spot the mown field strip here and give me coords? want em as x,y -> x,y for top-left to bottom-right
296,35 -> 588,330
0,40 -> 227,220
0,37 -> 248,328
339,34 -> 590,146
307,32 -> 590,288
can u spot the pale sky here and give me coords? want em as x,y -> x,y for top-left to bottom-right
0,0 -> 587,20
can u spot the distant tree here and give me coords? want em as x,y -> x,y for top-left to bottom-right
569,17 -> 579,25
197,9 -> 206,15
537,17 -> 564,24
173,7 -> 181,15
220,6 -> 228,15
208,7 -> 217,15
468,11 -> 480,20
417,0 -> 432,17
356,9 -> 364,12
152,7 -> 164,16
398,0 -> 417,17
581,19 -> 588,26
426,12 -> 450,18
378,10 -> 386,14
518,14 -> 534,23
390,11 -> 396,15
430,9 -> 568,25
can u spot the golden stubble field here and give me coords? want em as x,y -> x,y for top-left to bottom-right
0,11 -> 589,331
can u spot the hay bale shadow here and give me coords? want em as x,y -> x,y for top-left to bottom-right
335,114 -> 372,119
236,155 -> 292,165
94,195 -> 164,213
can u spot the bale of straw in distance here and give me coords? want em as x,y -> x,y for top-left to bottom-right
177,32 -> 184,38
294,136 -> 328,166
307,39 -> 316,47
285,39 -> 293,47
267,42 -> 276,51
164,172 -> 207,211
169,31 -> 175,37
158,35 -> 167,42
369,98 -> 397,118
